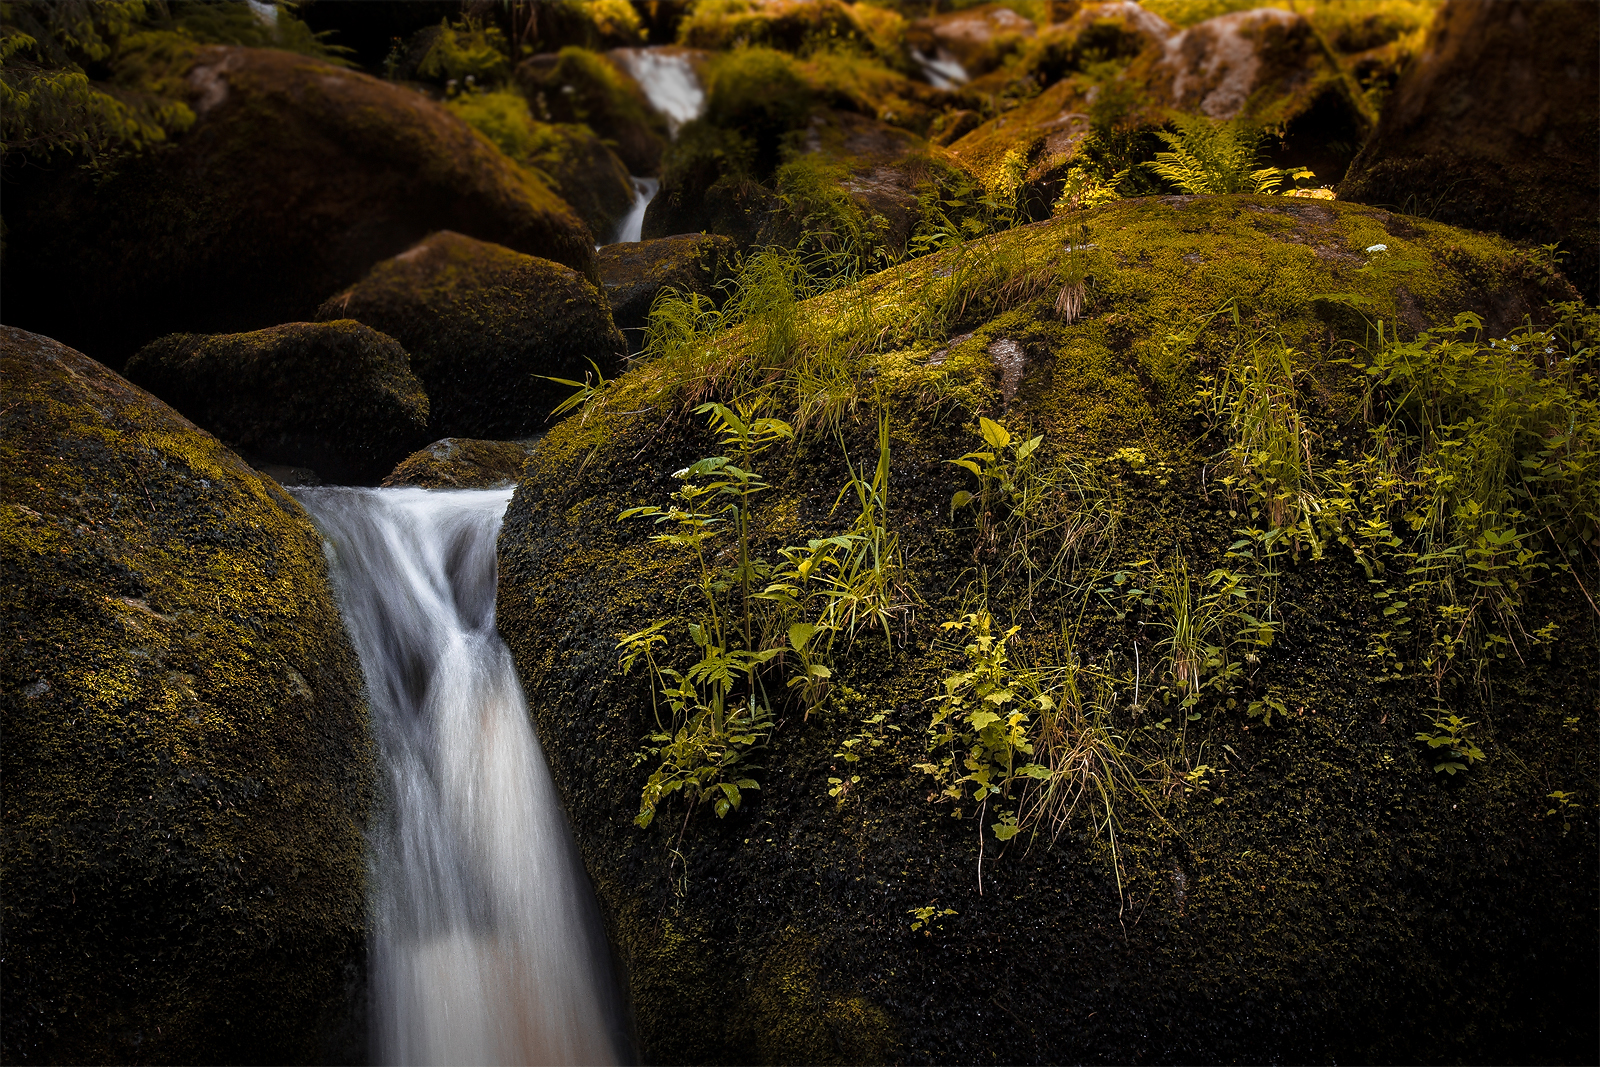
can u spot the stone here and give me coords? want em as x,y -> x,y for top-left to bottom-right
0,325 -> 373,1065
1339,0 -> 1600,300
316,231 -> 626,440
125,320 -> 431,486
598,233 -> 738,343
1,45 -> 596,370
381,437 -> 541,489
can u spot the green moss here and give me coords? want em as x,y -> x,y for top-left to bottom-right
381,436 -> 539,488
517,46 -> 668,175
317,230 -> 625,441
1,327 -> 373,1064
498,196 -> 1593,1063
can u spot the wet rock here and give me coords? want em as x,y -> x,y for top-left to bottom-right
518,46 -> 670,175
497,198 -> 1588,1065
1,45 -> 596,371
0,325 -> 373,1065
125,320 -> 430,486
598,233 -> 738,342
381,437 -> 541,489
1339,0 -> 1600,300
317,231 -> 626,440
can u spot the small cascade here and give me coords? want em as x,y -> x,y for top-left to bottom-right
293,487 -> 630,1067
612,48 -> 705,135
610,177 -> 659,245
912,47 -> 969,90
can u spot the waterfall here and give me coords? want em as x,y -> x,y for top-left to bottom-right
293,487 -> 630,1067
612,48 -> 704,135
609,177 -> 659,245
911,47 -> 969,90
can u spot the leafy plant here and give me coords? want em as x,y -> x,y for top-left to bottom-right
908,904 -> 957,935
1414,713 -> 1486,775
1144,113 -> 1290,195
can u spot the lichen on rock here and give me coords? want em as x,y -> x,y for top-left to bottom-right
0,326 -> 374,1065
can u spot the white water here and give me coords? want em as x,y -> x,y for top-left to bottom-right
613,48 -> 704,135
610,177 -> 659,244
911,46 -> 969,90
294,487 -> 630,1067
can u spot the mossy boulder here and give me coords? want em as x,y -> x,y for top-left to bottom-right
598,233 -> 738,342
518,46 -> 670,175
0,326 -> 373,1065
907,3 -> 1039,81
1339,0 -> 1600,301
381,436 -> 540,489
316,230 -> 626,440
124,320 -> 430,486
1,45 -> 596,370
445,88 -> 638,240
496,197 -> 1593,1064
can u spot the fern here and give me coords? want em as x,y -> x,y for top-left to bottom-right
1145,113 -> 1286,195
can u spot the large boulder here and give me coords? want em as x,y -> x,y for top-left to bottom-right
125,320 -> 431,486
598,233 -> 738,342
1339,0 -> 1600,301
0,326 -> 373,1064
316,231 -> 626,440
381,437 -> 540,490
497,198 -> 1593,1064
1,45 -> 597,370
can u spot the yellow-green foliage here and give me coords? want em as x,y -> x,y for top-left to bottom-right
0,327 -> 372,1063
418,15 -> 510,85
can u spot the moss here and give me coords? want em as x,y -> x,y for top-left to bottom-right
0,326 -> 374,1065
124,320 -> 430,485
2,45 -> 596,370
316,230 -> 626,441
498,196 -> 1593,1063
381,437 -> 540,489
517,46 -> 669,175
447,88 -> 637,238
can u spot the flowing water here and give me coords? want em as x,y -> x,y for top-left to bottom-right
293,487 -> 630,1067
609,177 -> 659,245
911,46 -> 969,90
612,48 -> 704,135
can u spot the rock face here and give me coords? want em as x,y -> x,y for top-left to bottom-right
0,326 -> 374,1065
381,437 -> 540,489
1,45 -> 597,370
497,199 -> 1593,1064
125,320 -> 431,486
598,233 -> 738,342
316,231 -> 626,440
1339,0 -> 1600,301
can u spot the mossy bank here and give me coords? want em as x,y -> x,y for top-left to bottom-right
0,327 -> 374,1064
497,196 -> 1597,1064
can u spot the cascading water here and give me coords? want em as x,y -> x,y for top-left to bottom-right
609,177 -> 659,245
911,47 -> 968,90
293,487 -> 630,1067
612,48 -> 704,135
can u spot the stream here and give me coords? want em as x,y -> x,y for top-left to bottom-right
293,487 -> 630,1067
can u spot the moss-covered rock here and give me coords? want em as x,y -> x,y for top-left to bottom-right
1339,0 -> 1600,301
907,3 -> 1039,81
497,197 -> 1593,1064
0,326 -> 374,1065
1,45 -> 596,371
598,233 -> 739,342
316,230 -> 626,440
124,320 -> 430,486
518,46 -> 670,174
381,436 -> 540,489
445,88 -> 638,241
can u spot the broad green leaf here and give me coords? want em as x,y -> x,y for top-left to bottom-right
979,416 -> 1011,450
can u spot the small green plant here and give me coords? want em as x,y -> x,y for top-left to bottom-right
1144,113 -> 1290,195
908,904 -> 957,935
1544,790 -> 1579,832
1414,713 -> 1486,774
418,16 -> 510,87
